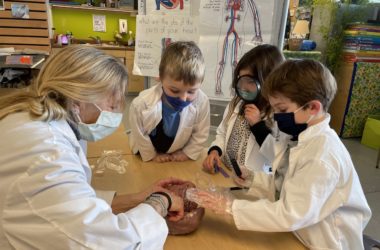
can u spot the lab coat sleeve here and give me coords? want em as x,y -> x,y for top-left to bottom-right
258,132 -> 277,163
128,99 -> 157,162
182,95 -> 210,160
209,104 -> 231,156
246,171 -> 274,200
3,146 -> 168,249
232,158 -> 340,232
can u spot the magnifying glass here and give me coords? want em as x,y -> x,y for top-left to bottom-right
235,75 -> 261,103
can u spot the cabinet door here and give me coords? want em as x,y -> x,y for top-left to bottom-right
102,49 -> 126,65
125,50 -> 145,93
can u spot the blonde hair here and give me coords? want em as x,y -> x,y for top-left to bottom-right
159,41 -> 205,85
262,59 -> 337,112
0,45 -> 128,122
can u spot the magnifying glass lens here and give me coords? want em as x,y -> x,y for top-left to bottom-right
236,76 -> 260,102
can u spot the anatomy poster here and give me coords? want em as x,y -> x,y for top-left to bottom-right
199,0 -> 275,100
146,0 -> 191,15
133,15 -> 198,77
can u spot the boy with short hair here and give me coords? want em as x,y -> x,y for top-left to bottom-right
189,59 -> 371,249
129,41 -> 210,162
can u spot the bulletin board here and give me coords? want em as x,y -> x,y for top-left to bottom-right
134,0 -> 289,101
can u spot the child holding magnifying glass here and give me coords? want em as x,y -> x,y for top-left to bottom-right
203,44 -> 284,175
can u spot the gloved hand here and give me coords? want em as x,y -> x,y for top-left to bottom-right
186,187 -> 235,215
232,167 -> 254,188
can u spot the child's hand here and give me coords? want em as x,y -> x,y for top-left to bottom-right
153,153 -> 173,163
202,150 -> 221,174
170,150 -> 189,162
244,104 -> 261,126
232,167 -> 253,188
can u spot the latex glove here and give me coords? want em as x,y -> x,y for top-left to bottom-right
244,104 -> 261,126
232,166 -> 254,188
153,153 -> 172,163
144,177 -> 188,197
186,187 -> 234,215
202,150 -> 222,174
170,150 -> 190,162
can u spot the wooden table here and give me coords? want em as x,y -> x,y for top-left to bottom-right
87,123 -> 132,158
89,151 -> 307,250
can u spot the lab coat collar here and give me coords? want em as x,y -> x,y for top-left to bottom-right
49,119 -> 82,146
297,113 -> 331,144
66,119 -> 80,140
233,100 -> 243,113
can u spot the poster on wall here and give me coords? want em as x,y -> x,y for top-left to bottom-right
93,15 -> 106,32
145,0 -> 191,15
199,0 -> 275,100
133,14 -> 198,77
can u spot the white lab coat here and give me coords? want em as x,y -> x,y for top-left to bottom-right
231,114 -> 372,250
128,83 -> 210,162
210,101 -> 268,171
0,112 -> 168,250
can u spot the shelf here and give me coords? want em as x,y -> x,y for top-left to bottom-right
50,4 -> 137,15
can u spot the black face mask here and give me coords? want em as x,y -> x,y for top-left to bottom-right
273,112 -> 307,140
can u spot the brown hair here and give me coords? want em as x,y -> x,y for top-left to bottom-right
262,59 -> 337,113
225,44 -> 285,122
159,41 -> 205,85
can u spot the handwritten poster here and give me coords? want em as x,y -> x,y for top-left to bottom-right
133,15 -> 198,77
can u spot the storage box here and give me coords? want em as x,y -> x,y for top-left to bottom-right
288,38 -> 303,51
361,115 -> 380,149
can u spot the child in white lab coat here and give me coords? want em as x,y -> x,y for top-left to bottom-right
188,59 -> 372,250
129,41 -> 210,162
203,44 -> 284,173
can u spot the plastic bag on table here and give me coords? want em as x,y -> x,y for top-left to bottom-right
185,172 -> 235,215
91,150 -> 128,176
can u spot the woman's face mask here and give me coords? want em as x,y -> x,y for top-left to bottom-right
273,104 -> 314,140
76,104 -> 122,141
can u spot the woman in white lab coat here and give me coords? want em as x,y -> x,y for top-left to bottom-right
0,46 -> 185,250
189,60 -> 372,250
203,45 -> 284,173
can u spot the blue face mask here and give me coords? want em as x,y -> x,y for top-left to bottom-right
273,104 -> 313,140
163,90 -> 192,112
76,104 -> 122,141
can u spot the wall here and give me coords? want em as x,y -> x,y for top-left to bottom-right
52,8 -> 136,42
